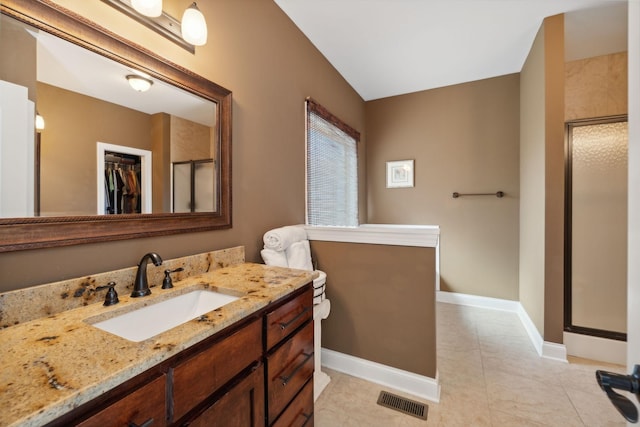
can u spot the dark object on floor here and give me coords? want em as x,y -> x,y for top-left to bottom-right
596,364 -> 640,423
377,390 -> 428,420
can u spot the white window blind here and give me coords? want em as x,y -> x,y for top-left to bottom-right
306,98 -> 359,227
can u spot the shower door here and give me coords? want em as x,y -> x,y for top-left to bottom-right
565,116 -> 628,340
173,159 -> 216,213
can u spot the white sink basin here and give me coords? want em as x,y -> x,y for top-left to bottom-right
90,290 -> 240,342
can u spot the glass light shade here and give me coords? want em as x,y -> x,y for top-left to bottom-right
126,75 -> 153,92
181,3 -> 208,46
131,0 -> 162,17
35,113 -> 45,130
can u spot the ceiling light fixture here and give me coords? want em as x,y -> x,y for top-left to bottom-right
101,0 -> 208,53
126,75 -> 153,92
181,3 -> 208,46
131,0 -> 162,17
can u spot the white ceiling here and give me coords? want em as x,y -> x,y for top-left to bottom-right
274,0 -> 628,101
32,28 -> 215,127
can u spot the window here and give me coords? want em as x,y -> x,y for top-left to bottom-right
305,98 -> 359,226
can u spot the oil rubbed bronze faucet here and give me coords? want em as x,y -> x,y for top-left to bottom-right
131,252 -> 163,297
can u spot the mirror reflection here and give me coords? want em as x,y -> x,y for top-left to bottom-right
0,13 -> 218,218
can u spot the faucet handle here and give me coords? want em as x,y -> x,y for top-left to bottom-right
162,267 -> 184,289
97,282 -> 119,306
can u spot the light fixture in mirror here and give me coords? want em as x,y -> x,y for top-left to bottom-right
131,0 -> 162,17
126,74 -> 153,92
181,2 -> 207,46
0,0 -> 232,252
35,112 -> 45,130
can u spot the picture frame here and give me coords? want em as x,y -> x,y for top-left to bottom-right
386,160 -> 414,188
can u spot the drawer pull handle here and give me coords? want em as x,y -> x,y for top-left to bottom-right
128,419 -> 153,427
301,411 -> 314,426
279,352 -> 313,385
278,306 -> 312,330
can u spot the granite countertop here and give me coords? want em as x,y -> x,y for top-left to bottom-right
0,262 -> 315,427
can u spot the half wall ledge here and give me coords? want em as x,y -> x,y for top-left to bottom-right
304,224 -> 440,248
304,224 -> 440,290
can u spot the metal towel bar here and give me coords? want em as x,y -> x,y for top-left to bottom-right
452,191 -> 504,198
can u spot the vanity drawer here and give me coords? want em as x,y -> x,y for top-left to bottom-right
171,318 -> 262,421
77,374 -> 166,427
267,320 -> 314,424
186,364 -> 265,427
266,286 -> 313,350
272,378 -> 314,427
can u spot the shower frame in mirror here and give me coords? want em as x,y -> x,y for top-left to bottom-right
0,0 -> 232,252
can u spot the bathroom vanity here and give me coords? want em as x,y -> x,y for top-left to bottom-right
0,260 -> 315,427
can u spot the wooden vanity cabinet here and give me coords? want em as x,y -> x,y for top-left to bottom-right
171,318 -> 262,421
265,287 -> 314,426
272,378 -> 314,427
265,287 -> 313,349
46,285 -> 313,427
76,374 -> 167,427
185,364 -> 265,427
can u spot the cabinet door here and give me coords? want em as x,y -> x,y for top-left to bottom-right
272,378 -> 314,427
266,287 -> 313,350
187,364 -> 265,427
171,318 -> 262,421
267,321 -> 314,424
76,374 -> 166,427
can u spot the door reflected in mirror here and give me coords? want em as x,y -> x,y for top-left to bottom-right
173,160 -> 216,213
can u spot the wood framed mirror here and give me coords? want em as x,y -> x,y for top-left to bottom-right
0,0 -> 232,252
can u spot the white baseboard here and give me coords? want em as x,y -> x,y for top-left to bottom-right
541,341 -> 568,363
514,302 -> 544,355
321,348 -> 441,403
437,291 -> 568,362
436,290 -> 521,311
563,331 -> 627,365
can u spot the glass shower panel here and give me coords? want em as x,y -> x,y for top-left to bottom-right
571,121 -> 628,334
172,159 -> 215,213
173,162 -> 192,213
194,162 -> 215,212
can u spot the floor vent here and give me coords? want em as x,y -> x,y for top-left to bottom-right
376,390 -> 428,420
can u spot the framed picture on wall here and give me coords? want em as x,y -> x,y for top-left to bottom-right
386,160 -> 414,188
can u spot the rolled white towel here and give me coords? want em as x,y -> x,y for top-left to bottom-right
260,248 -> 289,268
286,240 -> 313,271
263,225 -> 307,252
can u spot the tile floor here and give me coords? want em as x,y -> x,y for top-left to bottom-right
315,302 -> 628,426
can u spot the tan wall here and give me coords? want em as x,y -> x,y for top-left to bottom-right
566,52 -> 628,120
170,116 -> 212,162
365,75 -> 520,300
0,0 -> 365,291
37,82 -> 152,216
311,241 -> 437,377
151,113 -> 171,212
543,14 -> 566,344
518,15 -> 566,343
519,24 -> 547,335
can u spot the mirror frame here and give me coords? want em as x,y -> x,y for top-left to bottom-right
0,0 -> 232,252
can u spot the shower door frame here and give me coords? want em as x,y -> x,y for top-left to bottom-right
563,114 -> 628,341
